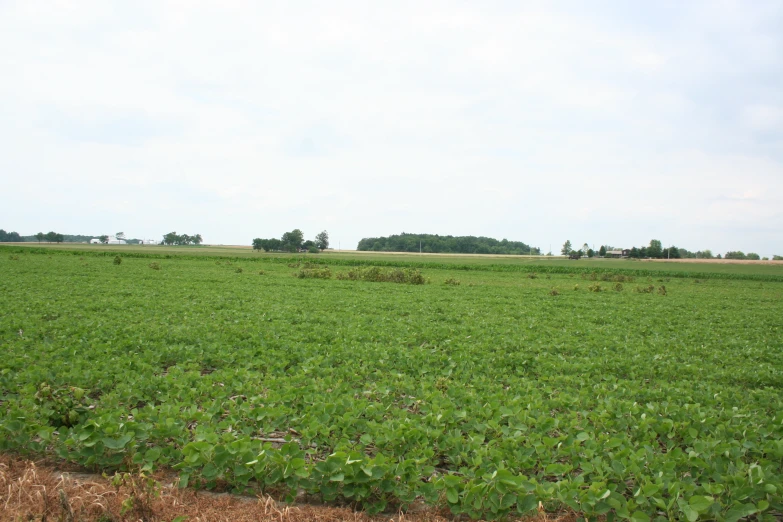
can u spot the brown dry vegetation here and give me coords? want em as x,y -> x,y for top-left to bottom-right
0,455 -> 576,522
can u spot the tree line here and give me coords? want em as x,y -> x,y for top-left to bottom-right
357,233 -> 540,255
161,232 -> 203,246
253,229 -> 329,253
561,239 -> 777,260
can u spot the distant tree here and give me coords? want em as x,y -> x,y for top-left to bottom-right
629,247 -> 641,259
45,231 -> 57,243
773,255 -> 783,261
252,238 -> 264,251
281,229 -> 304,252
302,240 -> 315,249
716,254 -> 722,259
54,233 -> 64,244
315,230 -> 330,250
0,229 -> 22,242
664,246 -> 680,259
582,243 -> 589,255
587,249 -> 595,258
746,253 -> 760,260
725,251 -> 746,260
35,232 -> 44,243
193,234 -> 203,245
648,239 -> 663,259
561,240 -> 572,256
116,232 -> 126,241
99,235 -> 109,244
598,245 -> 607,257
163,232 -> 178,245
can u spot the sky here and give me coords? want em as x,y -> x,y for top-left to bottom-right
1,1 -> 781,256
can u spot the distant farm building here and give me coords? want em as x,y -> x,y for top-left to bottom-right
606,250 -> 630,258
89,238 -> 101,244
138,239 -> 158,245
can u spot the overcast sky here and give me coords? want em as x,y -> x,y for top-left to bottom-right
1,1 -> 781,255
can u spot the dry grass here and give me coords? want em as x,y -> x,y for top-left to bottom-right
0,455 -> 577,522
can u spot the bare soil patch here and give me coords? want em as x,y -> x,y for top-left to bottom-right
0,455 -> 574,522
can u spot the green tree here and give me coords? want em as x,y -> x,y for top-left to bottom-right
315,230 -> 329,250
725,251 -> 746,260
163,232 -> 179,245
99,235 -> 109,244
252,238 -> 264,251
54,233 -> 64,244
587,248 -> 595,258
561,240 -> 572,256
116,232 -> 125,242
598,245 -> 607,257
746,252 -> 760,260
281,229 -> 304,252
192,234 -> 203,245
35,232 -> 44,243
648,239 -> 663,259
45,231 -> 57,243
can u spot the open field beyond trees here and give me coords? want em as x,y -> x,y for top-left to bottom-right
1,244 -> 782,520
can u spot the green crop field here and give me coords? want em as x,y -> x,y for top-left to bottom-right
1,245 -> 782,520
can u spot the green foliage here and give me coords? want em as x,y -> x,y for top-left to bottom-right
0,249 -> 782,520
358,233 -> 539,255
336,266 -> 425,284
444,277 -> 461,286
774,255 -> 783,261
315,230 -> 329,251
295,266 -> 331,279
307,246 -> 320,254
725,251 -> 747,260
281,229 -> 304,252
648,239 -> 663,259
0,229 -> 23,242
149,262 -> 161,270
114,256 -> 122,265
561,240 -> 572,256
163,232 -> 203,246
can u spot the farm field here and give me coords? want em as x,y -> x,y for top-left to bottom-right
1,246 -> 782,520
5,241 -> 783,279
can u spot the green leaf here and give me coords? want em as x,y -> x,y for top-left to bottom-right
724,503 -> 757,522
688,495 -> 712,513
680,504 -> 698,522
630,510 -> 650,522
517,494 -> 538,513
446,487 -> 459,504
144,447 -> 162,461
102,435 -> 131,450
